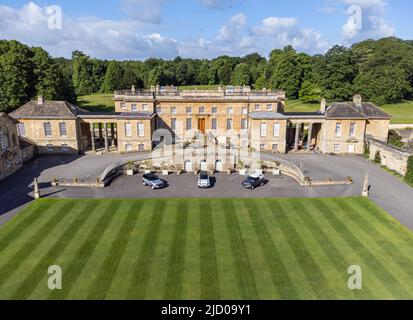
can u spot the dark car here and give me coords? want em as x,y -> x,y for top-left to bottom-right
142,173 -> 166,190
242,173 -> 265,190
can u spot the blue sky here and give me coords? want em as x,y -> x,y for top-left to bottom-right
0,0 -> 411,60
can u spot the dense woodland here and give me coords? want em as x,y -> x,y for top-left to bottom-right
1,37 -> 413,113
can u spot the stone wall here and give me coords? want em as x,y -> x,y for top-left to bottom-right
0,114 -> 23,181
320,119 -> 366,154
368,138 -> 412,176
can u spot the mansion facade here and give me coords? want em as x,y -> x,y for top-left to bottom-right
7,86 -> 391,160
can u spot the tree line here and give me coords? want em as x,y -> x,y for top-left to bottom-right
1,37 -> 413,113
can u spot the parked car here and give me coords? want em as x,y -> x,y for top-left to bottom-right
242,173 -> 265,190
142,173 -> 166,190
198,172 -> 211,188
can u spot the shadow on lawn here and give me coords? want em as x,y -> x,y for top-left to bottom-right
0,154 -> 82,218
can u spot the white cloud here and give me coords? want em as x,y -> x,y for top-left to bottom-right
0,2 -> 332,60
199,0 -> 235,10
0,2 -> 180,59
216,13 -> 246,42
340,0 -> 395,41
247,16 -> 330,54
121,0 -> 164,24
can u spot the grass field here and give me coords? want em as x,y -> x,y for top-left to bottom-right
0,197 -> 412,300
76,94 -> 413,125
285,99 -> 413,124
77,93 -> 115,112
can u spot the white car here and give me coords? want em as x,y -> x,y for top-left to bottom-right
198,172 -> 211,188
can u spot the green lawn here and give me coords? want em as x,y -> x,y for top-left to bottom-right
381,100 -> 413,124
77,93 -> 115,112
286,99 -> 413,124
0,197 -> 412,300
77,93 -> 413,125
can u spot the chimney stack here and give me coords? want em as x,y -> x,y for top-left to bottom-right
320,98 -> 326,113
37,95 -> 44,105
353,94 -> 362,106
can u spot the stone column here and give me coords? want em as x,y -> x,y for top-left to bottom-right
98,123 -> 103,145
294,123 -> 300,151
90,124 -> 96,152
111,123 -> 115,147
362,173 -> 369,197
33,177 -> 40,199
104,123 -> 109,151
307,123 -> 313,152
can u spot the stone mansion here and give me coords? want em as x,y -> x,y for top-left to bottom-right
6,86 -> 390,160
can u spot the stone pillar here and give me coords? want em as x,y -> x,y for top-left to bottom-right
111,123 -> 115,147
307,123 -> 313,152
90,124 -> 96,152
104,123 -> 109,151
98,123 -> 103,144
34,177 -> 40,199
362,173 -> 369,197
294,123 -> 300,151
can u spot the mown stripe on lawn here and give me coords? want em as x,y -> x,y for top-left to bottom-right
221,199 -> 259,299
295,199 -> 373,299
87,201 -> 144,300
243,200 -> 297,300
355,198 -> 413,245
10,200 -> 98,299
48,200 -> 122,300
270,200 -> 336,299
335,199 -> 413,278
0,201 -> 55,254
316,199 -> 410,299
127,201 -> 167,299
163,200 -> 189,300
0,201 -> 75,288
199,200 -> 220,300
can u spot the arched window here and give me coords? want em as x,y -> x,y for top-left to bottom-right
0,127 -> 9,150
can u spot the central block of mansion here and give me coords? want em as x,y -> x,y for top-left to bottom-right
8,86 -> 391,156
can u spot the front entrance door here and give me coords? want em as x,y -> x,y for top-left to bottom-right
198,118 -> 206,134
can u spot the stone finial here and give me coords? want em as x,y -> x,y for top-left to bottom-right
131,85 -> 135,93
34,177 -> 41,199
353,94 -> 362,106
37,95 -> 45,105
362,173 -> 369,197
320,98 -> 327,113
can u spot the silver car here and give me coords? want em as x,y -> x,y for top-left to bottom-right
142,173 -> 166,190
198,172 -> 211,188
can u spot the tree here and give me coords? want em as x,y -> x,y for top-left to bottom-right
299,80 -> 322,103
354,67 -> 412,105
0,40 -> 34,112
31,47 -> 60,100
232,63 -> 250,86
313,46 -> 358,101
72,51 -> 97,95
374,150 -> 382,164
269,46 -> 305,98
101,61 -> 124,92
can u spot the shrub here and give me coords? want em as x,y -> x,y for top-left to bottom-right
363,142 -> 370,159
405,156 -> 413,184
374,150 -> 381,164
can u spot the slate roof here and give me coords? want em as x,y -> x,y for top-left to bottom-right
0,112 -> 18,123
78,112 -> 155,120
248,112 -> 287,120
326,102 -> 391,120
9,101 -> 88,119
